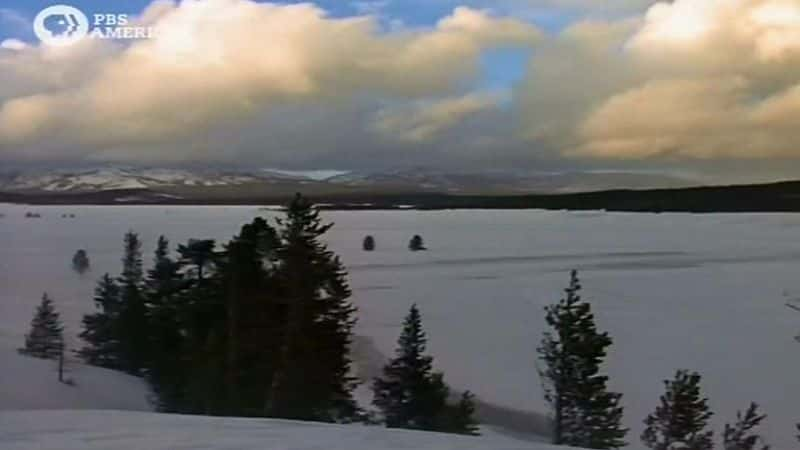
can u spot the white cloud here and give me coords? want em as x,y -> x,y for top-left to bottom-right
516,0 -> 800,163
0,0 -> 540,162
374,91 -> 503,141
0,39 -> 27,51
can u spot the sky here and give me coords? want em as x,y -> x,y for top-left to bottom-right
1,0 -> 800,182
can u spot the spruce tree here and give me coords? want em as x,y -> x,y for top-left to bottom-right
723,403 -> 770,450
78,273 -> 122,368
372,304 -> 450,431
19,293 -> 64,359
268,194 -> 358,422
145,236 -> 188,411
538,270 -> 627,449
116,231 -> 149,375
446,391 -> 481,436
178,239 -> 216,282
215,217 -> 281,415
641,370 -> 714,450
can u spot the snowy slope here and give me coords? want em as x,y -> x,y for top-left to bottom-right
2,205 -> 799,448
0,349 -> 151,412
0,410 -> 566,450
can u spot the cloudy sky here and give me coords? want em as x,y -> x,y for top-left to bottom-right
1,0 -> 800,182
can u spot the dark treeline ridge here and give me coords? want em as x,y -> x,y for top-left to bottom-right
74,193 -> 477,435
7,179 -> 800,211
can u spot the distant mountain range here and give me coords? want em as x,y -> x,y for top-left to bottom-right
0,166 -> 696,197
5,166 -> 800,212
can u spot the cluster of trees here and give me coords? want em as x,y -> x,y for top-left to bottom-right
361,234 -> 427,252
71,193 -> 476,434
77,194 -> 357,421
538,270 -> 780,449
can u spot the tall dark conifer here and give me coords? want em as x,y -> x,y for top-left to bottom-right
641,370 -> 714,450
216,217 -> 280,415
372,304 -> 450,431
268,194 -> 358,422
538,270 -> 627,449
145,236 -> 188,411
116,231 -> 149,375
78,273 -> 122,368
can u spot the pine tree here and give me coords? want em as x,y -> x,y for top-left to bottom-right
145,236 -> 188,411
19,293 -> 64,359
538,270 -> 627,449
72,249 -> 90,274
178,239 -> 216,282
723,403 -> 770,450
116,231 -> 149,375
363,235 -> 376,251
641,370 -> 714,450
78,273 -> 122,368
445,391 -> 481,436
268,194 -> 358,422
215,217 -> 281,415
372,304 -> 450,431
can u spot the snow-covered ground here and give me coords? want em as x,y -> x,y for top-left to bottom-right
0,410 -> 560,450
1,205 -> 799,448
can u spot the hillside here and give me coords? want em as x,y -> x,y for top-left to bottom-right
0,349 -> 151,412
0,410 -> 569,450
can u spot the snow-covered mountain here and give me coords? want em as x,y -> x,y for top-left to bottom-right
0,168 -> 303,193
0,166 -> 697,196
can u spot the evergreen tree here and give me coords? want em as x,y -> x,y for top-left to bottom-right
409,235 -> 426,251
178,239 -> 216,282
116,231 -> 149,375
641,370 -> 714,450
268,193 -> 358,422
78,273 -> 122,368
445,391 -> 481,436
363,235 -> 376,251
215,217 -> 281,416
372,304 -> 450,431
538,270 -> 627,449
19,293 -> 64,359
72,249 -> 90,274
723,403 -> 770,450
145,236 -> 188,411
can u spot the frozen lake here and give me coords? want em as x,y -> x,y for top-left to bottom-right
1,204 -> 799,449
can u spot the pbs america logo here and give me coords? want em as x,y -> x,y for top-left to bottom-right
33,4 -> 90,47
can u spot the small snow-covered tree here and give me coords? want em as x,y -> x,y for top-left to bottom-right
723,403 -> 770,450
19,293 -> 64,359
642,370 -> 714,450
